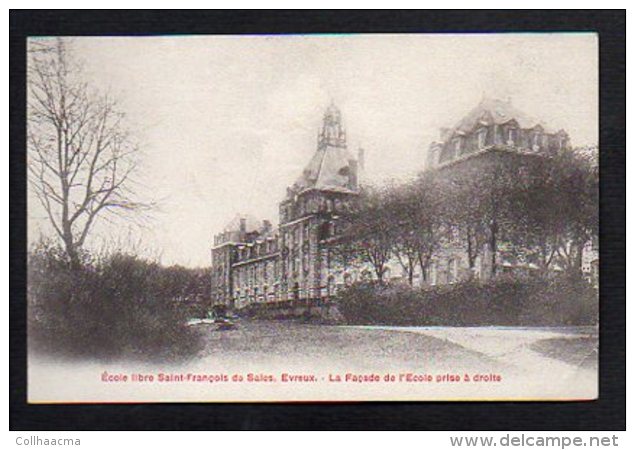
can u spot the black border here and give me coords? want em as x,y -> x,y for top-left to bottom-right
10,10 -> 625,431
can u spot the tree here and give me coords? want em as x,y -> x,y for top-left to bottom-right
507,148 -> 598,276
554,148 -> 598,275
332,187 -> 393,283
28,38 -> 147,267
442,152 -> 538,279
384,176 -> 445,286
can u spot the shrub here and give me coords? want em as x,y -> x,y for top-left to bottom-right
27,242 -> 204,362
335,275 -> 598,327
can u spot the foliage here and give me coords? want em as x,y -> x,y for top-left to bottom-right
331,187 -> 394,282
332,148 -> 598,282
27,241 -> 206,362
387,174 -> 446,284
336,275 -> 598,327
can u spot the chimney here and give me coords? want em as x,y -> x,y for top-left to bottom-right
426,142 -> 443,170
348,159 -> 358,190
357,147 -> 365,171
262,219 -> 272,233
239,217 -> 246,234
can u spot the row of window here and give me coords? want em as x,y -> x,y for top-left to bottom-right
233,259 -> 279,291
442,126 -> 568,163
280,195 -> 345,223
229,255 -> 475,307
235,238 -> 278,262
281,222 -> 312,250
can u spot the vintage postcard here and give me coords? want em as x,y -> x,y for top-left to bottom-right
26,33 -> 598,403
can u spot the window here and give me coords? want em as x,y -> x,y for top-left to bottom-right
327,276 -> 336,295
474,257 -> 482,280
303,222 -> 310,240
452,137 -> 462,155
303,251 -> 309,273
477,128 -> 487,149
447,258 -> 458,284
507,128 -> 517,146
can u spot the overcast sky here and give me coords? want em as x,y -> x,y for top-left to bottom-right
28,33 -> 598,267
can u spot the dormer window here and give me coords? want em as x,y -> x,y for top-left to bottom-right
532,131 -> 542,150
477,128 -> 487,149
507,128 -> 517,146
452,137 -> 462,156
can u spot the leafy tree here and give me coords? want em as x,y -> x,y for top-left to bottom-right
384,175 -> 445,285
506,148 -> 598,276
440,152 -> 525,278
332,187 -> 393,283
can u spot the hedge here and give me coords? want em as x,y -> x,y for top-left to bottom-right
335,275 -> 598,327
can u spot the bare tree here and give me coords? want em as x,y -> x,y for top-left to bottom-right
28,38 -> 147,267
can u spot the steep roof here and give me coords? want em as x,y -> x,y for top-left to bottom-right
451,97 -> 550,136
292,144 -> 357,194
289,103 -> 358,196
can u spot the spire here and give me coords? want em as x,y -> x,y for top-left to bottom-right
290,105 -> 357,196
318,103 -> 346,149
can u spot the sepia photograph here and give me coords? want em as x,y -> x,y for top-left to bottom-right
24,32 -> 600,403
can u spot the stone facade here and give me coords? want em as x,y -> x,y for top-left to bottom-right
211,105 -> 363,309
211,98 -> 597,311
422,97 -> 600,285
